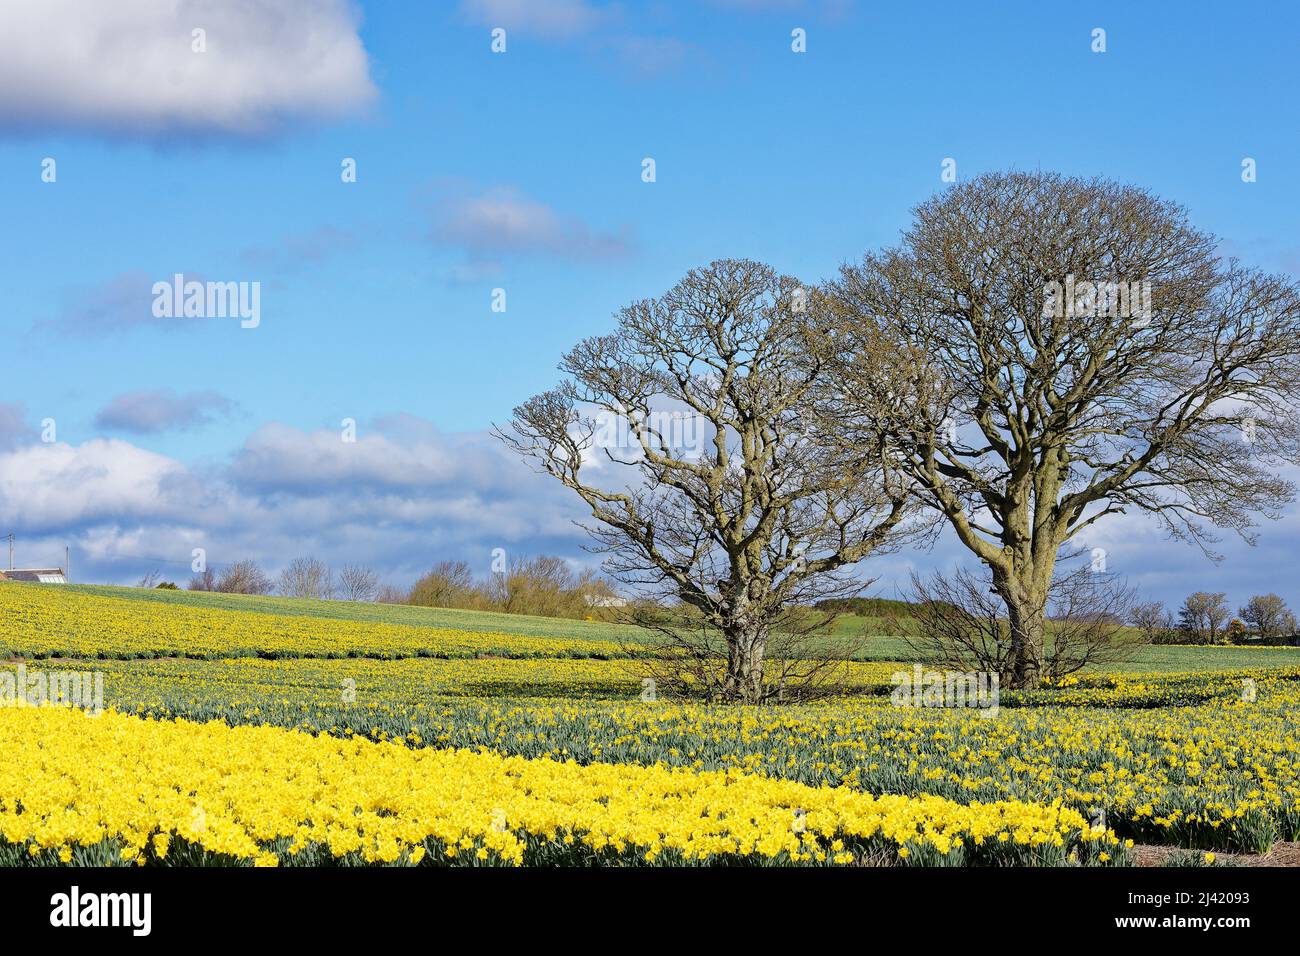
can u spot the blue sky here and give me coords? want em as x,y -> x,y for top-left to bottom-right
0,0 -> 1297,610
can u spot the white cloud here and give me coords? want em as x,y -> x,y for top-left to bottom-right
1,417 -> 1296,609
0,439 -> 203,528
0,0 -> 376,137
239,225 -> 357,273
0,418 -> 588,585
435,186 -> 634,261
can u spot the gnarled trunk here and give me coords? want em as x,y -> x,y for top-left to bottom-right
722,619 -> 768,703
993,572 -> 1047,689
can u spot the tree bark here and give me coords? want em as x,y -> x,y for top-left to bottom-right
993,572 -> 1047,689
722,618 -> 768,703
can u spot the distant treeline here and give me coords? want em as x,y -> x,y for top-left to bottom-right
154,554 -> 627,622
812,597 -> 925,617
405,556 -> 625,621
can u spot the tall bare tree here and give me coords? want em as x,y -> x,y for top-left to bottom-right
497,259 -> 920,702
828,171 -> 1300,688
188,567 -> 217,591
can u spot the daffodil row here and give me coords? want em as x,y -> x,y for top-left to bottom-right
0,707 -> 1124,867
0,582 -> 632,661
46,658 -> 1299,853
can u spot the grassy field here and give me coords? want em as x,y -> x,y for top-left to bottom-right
60,583 -> 637,643
2,581 -> 1298,866
46,583 -> 1300,671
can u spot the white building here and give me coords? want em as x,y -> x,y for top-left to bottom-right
0,568 -> 67,584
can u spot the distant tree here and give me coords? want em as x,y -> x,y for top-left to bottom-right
1131,601 -> 1175,644
1240,593 -> 1297,643
336,564 -> 379,602
1178,592 -> 1230,644
188,567 -> 217,591
278,557 -> 333,600
574,573 -> 625,616
408,560 -> 481,609
375,584 -> 407,604
487,555 -> 586,619
155,581 -> 178,590
1227,618 -> 1247,643
135,570 -> 161,588
216,560 -> 274,596
813,596 -> 922,617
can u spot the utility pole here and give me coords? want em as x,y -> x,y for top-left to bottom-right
66,545 -> 71,582
6,532 -> 11,570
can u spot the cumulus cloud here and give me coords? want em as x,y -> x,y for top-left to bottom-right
95,389 -> 235,435
0,439 -> 205,531
459,1 -> 698,78
0,0 -> 376,138
0,417 -> 588,586
1,414 -> 1296,608
37,271 -> 258,336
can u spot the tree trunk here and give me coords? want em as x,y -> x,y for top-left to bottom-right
723,622 -> 767,703
994,574 -> 1047,689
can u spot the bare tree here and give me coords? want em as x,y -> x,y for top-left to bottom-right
375,584 -> 407,604
188,567 -> 217,591
496,259 -> 921,703
902,563 -> 1133,681
828,170 -> 1300,688
336,564 -> 379,602
408,560 -> 480,609
1239,593 -> 1297,643
631,596 -> 868,704
216,559 -> 274,595
1131,601 -> 1175,644
1046,565 -> 1137,675
486,554 -> 592,618
278,557 -> 334,600
135,570 -> 161,589
1178,591 -> 1230,644
898,567 -> 1016,679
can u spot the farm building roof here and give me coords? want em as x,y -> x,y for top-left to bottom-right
0,569 -> 67,583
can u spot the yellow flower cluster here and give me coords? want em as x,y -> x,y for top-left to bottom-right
0,706 -> 1120,866
0,583 -> 626,661
82,655 -> 903,705
12,657 -> 1296,853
